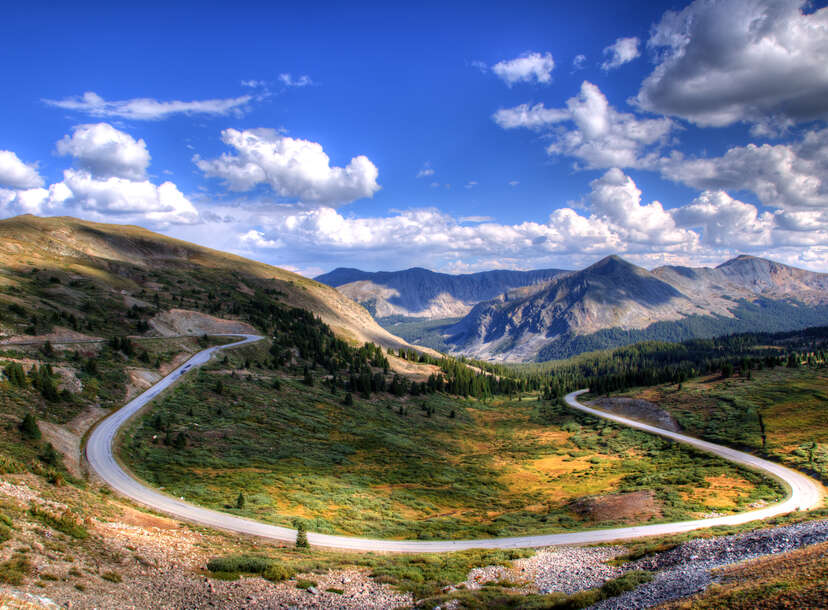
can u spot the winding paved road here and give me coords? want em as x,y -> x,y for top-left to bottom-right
86,336 -> 823,551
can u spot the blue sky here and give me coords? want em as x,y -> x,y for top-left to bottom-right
1,0 -> 827,275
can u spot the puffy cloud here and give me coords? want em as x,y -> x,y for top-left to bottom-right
636,0 -> 828,127
660,127 -> 828,210
601,37 -> 640,70
494,81 -> 674,168
239,171 -> 697,267
59,169 -> 199,224
587,168 -> 696,246
43,91 -> 252,121
672,190 -> 828,250
195,128 -> 380,205
572,54 -> 587,70
0,151 -> 44,189
56,123 -> 150,180
278,73 -> 313,87
230,168 -> 827,271
0,183 -> 70,216
491,52 -> 555,86
240,229 -> 284,249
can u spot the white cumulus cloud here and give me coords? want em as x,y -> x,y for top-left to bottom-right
492,52 -> 555,86
59,169 -> 199,224
195,128 -> 380,206
56,123 -> 150,180
601,37 -> 640,70
587,168 -> 696,246
494,81 -> 674,168
636,0 -> 828,127
0,151 -> 44,189
660,127 -> 828,211
672,190 -> 828,250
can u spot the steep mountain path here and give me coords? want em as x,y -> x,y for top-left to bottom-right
86,338 -> 823,551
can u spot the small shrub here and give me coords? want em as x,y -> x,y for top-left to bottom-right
209,571 -> 239,581
101,571 -> 122,583
0,523 -> 12,545
206,555 -> 270,575
599,570 -> 652,598
0,555 -> 31,585
295,579 -> 316,590
326,587 -> 344,594
29,507 -> 89,540
262,564 -> 295,582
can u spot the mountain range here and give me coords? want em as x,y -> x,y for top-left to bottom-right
321,255 -> 828,362
314,266 -> 565,318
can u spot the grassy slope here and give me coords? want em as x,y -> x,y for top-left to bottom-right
620,366 -> 828,485
0,214 -> 416,351
120,340 -> 782,540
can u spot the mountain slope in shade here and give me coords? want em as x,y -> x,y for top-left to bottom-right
0,215 -> 418,351
315,266 -> 566,319
447,255 -> 828,362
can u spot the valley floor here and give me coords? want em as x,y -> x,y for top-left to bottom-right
118,338 -> 784,541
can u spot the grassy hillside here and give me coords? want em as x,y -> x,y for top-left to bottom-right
0,215 -> 414,350
121,339 -> 782,540
619,365 -> 828,485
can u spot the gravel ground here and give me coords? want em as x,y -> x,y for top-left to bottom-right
463,545 -> 625,595
592,518 -> 828,609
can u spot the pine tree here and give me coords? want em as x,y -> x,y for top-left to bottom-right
19,413 -> 41,440
295,522 -> 309,548
39,442 -> 59,466
343,392 -> 354,406
236,492 -> 245,509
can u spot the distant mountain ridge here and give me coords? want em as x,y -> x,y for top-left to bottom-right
446,255 -> 828,361
315,266 -> 566,319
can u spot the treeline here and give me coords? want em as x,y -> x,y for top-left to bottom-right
2,361 -> 67,402
473,325 -> 828,398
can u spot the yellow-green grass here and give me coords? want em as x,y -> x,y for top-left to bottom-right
620,366 -> 828,485
120,341 -> 784,540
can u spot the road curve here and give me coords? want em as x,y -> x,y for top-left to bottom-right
87,339 -> 823,552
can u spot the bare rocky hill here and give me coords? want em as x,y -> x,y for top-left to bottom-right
445,255 -> 828,361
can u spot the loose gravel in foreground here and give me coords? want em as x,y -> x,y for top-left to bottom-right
463,545 -> 625,595
592,518 -> 828,609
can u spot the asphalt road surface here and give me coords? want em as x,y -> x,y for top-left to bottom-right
86,338 -> 823,551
